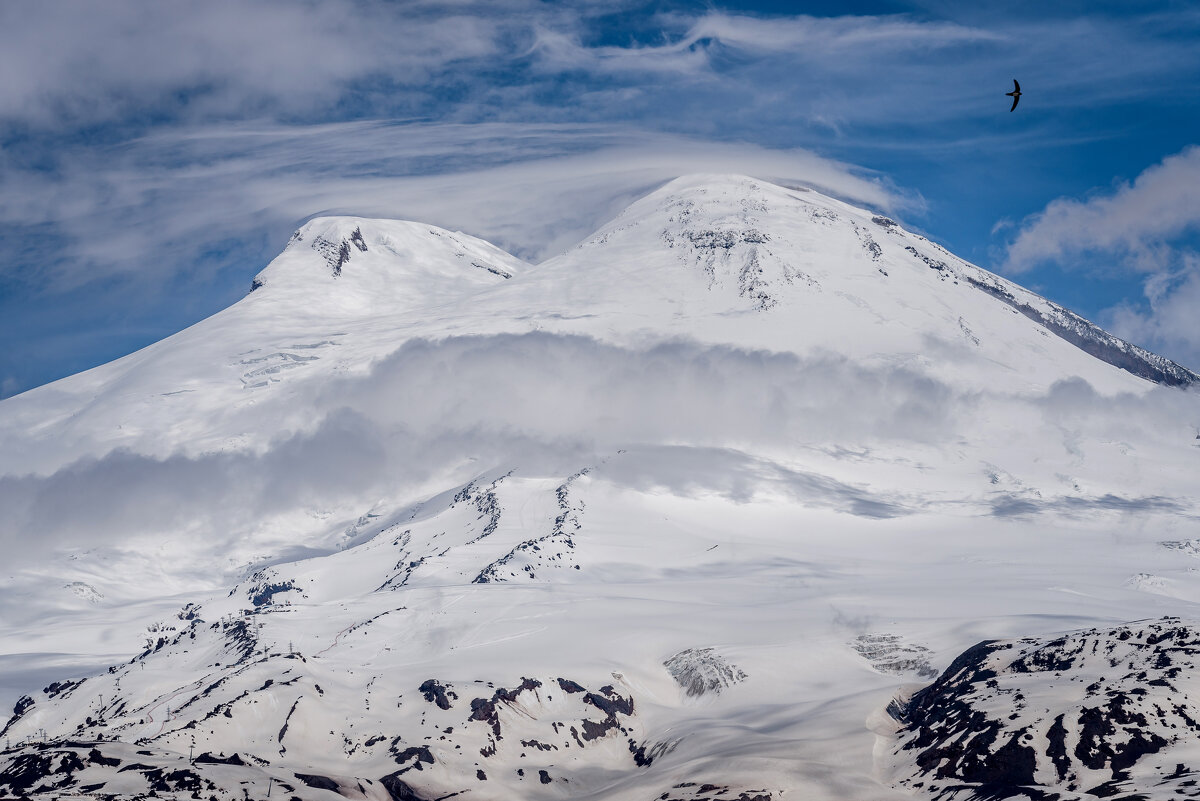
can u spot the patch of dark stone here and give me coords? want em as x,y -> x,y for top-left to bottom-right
904,245 -> 949,272
467,677 -> 542,739
630,736 -> 679,768
194,752 -> 245,765
295,772 -> 340,791
209,616 -> 258,665
683,228 -> 769,250
389,743 -> 435,773
88,747 -> 121,767
0,695 -> 34,738
334,240 -> 351,276
0,749 -> 85,794
143,766 -> 204,794
380,771 -> 432,801
539,769 -> 552,784
1074,701 -> 1167,776
199,674 -> 231,699
43,679 -> 84,699
473,261 -> 512,279
278,699 -> 301,749
521,738 -> 555,751
249,580 -> 297,607
658,783 -> 774,801
897,620 -> 1200,799
579,685 -> 635,742
419,679 -> 457,710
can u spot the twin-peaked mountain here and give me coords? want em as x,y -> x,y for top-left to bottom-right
1,176 -> 1199,801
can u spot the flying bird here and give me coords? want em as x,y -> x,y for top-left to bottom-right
1006,79 -> 1021,112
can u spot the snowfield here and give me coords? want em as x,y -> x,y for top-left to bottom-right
1,175 -> 1199,800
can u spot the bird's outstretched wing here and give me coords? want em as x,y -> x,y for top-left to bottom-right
1013,78 -> 1020,93
1009,94 -> 1020,112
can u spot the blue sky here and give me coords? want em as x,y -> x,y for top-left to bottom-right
3,0 -> 1200,398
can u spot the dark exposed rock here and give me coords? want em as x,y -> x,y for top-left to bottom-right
1,695 -> 35,738
43,679 -> 84,699
277,699 -> 300,749
249,580 -> 296,607
295,772 -> 340,791
419,679 -> 456,710
682,228 -> 769,250
664,648 -> 748,696
852,634 -> 937,678
380,771 -> 431,801
467,677 -> 542,739
556,678 -> 586,694
893,618 -> 1200,799
578,686 -> 635,742
472,261 -> 512,279
313,235 -> 355,277
0,751 -> 65,794
87,748 -> 121,767
658,783 -> 774,801
904,245 -> 949,272
473,470 -> 581,583
194,752 -> 245,765
961,273 -> 1199,387
390,744 -> 434,772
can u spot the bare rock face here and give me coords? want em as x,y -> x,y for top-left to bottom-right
853,633 -> 937,678
664,648 -> 747,697
889,618 -> 1200,800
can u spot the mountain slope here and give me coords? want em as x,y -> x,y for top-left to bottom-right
2,175 -> 1199,801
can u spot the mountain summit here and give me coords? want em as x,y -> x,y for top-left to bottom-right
250,217 -> 525,310
2,176 -> 1199,801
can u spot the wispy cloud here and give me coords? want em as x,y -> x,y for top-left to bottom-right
1,121 -> 915,290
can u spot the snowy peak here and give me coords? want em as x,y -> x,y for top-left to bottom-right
564,174 -> 856,310
249,216 -> 526,315
558,174 -> 1198,387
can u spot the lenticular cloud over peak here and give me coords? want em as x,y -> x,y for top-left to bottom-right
2,175 -> 1200,801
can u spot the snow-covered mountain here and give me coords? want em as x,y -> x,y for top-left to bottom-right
2,175 -> 1199,800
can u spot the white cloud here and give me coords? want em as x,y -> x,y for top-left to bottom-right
1001,145 -> 1200,370
1106,259 -> 1200,370
5,331 -> 1198,576
0,332 -> 979,568
1003,146 -> 1200,273
0,0 -> 507,126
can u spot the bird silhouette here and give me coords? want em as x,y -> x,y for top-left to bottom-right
1006,79 -> 1021,112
